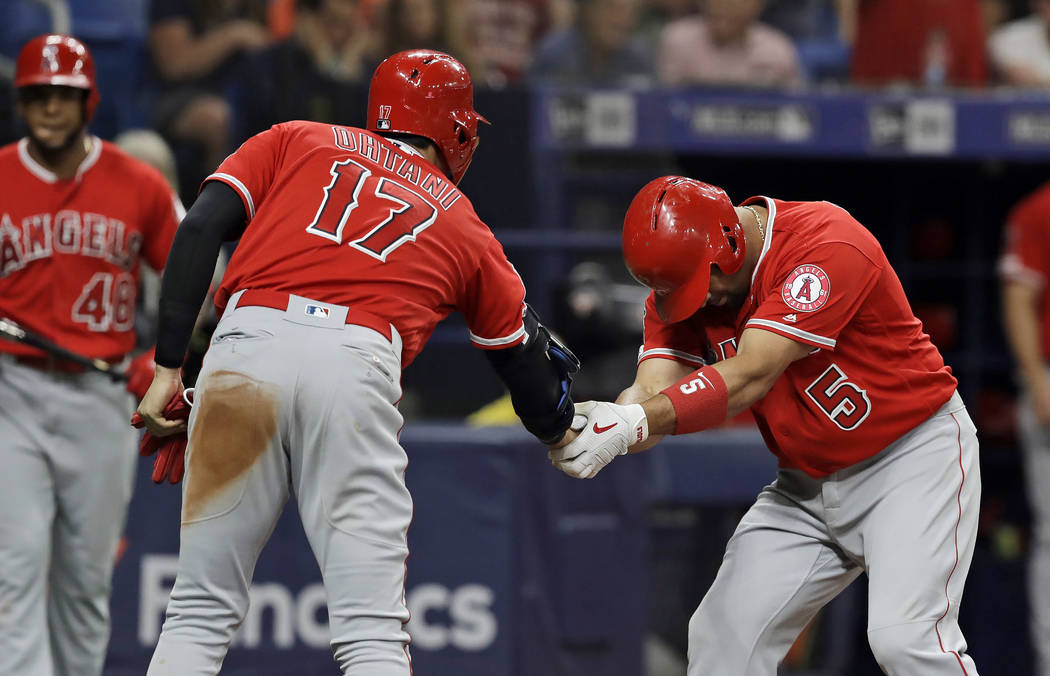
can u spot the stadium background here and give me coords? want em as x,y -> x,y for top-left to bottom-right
0,0 -> 1042,674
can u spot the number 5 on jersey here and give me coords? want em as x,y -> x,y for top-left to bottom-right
805,364 -> 871,430
306,158 -> 437,261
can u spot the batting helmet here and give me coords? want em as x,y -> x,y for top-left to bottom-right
367,50 -> 488,185
623,176 -> 745,323
15,34 -> 100,121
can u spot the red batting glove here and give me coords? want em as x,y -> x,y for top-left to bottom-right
125,347 -> 157,400
131,389 -> 193,484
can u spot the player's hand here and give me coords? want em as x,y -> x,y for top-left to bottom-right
134,365 -> 186,437
548,401 -> 648,479
546,413 -> 586,449
132,387 -> 193,485
125,347 -> 157,400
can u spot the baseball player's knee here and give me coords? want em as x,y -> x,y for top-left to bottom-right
867,619 -> 965,669
332,638 -> 410,675
687,604 -> 750,662
0,532 -> 49,587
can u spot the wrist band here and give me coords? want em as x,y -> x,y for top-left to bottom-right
660,365 -> 729,435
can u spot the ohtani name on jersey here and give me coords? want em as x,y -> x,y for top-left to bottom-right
331,127 -> 461,211
0,210 -> 143,277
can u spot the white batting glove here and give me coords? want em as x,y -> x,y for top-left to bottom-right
548,401 -> 649,479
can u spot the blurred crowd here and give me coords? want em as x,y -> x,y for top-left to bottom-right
3,0 -> 1050,196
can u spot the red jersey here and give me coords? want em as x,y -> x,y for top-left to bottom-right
999,181 -> 1050,361
640,198 -> 957,477
208,121 -> 527,367
0,137 -> 181,360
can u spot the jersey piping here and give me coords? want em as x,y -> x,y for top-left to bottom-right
208,172 -> 256,219
469,324 -> 525,347
745,318 -> 837,348
638,346 -> 706,365
1000,251 -> 1045,288
18,135 -> 102,183
748,196 -> 776,285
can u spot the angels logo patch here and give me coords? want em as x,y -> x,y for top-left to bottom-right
782,264 -> 830,312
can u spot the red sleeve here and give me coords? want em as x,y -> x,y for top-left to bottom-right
141,168 -> 183,271
203,124 -> 285,222
1000,197 -> 1050,289
639,292 -> 710,366
460,237 -> 527,349
746,243 -> 881,350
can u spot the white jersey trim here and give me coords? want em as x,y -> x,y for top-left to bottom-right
747,196 -> 776,285
637,347 -> 706,365
209,172 -> 256,220
999,253 -> 1046,288
747,318 -> 836,348
470,324 -> 526,347
18,135 -> 102,183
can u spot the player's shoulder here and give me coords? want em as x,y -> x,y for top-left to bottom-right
761,197 -> 883,265
0,139 -> 19,161
0,138 -> 25,169
1011,180 -> 1050,224
275,119 -> 354,143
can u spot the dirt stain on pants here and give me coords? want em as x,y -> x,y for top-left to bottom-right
182,370 -> 279,523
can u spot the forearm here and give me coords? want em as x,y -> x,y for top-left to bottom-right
717,358 -> 778,418
643,330 -> 810,436
155,182 -> 246,366
641,359 -> 773,436
1003,284 -> 1048,391
151,23 -> 245,82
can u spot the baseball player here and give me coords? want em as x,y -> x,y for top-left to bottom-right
1000,182 -> 1050,676
0,35 -> 182,675
135,50 -> 579,675
551,177 -> 982,674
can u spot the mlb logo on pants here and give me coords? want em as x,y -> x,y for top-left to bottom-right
305,305 -> 330,319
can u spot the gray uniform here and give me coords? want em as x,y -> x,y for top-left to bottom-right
148,293 -> 412,675
0,356 -> 138,675
688,392 -> 980,675
1019,376 -> 1050,676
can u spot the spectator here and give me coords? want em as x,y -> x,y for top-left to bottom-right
295,0 -> 377,82
636,0 -> 694,50
657,0 -> 803,88
990,0 -> 1050,87
469,0 -> 573,87
840,0 -> 988,88
761,0 -> 850,83
147,0 -> 271,192
528,0 -> 655,87
244,0 -> 374,133
376,0 -> 475,71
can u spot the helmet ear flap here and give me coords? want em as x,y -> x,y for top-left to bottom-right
622,176 -> 745,323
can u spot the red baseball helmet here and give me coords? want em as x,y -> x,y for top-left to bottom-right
15,34 -> 100,121
367,50 -> 488,185
622,176 -> 745,323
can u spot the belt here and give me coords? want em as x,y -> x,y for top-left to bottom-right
232,289 -> 394,342
15,353 -> 121,375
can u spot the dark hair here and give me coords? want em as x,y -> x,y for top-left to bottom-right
378,132 -> 436,153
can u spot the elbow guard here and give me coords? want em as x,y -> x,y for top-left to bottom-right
485,305 -> 580,444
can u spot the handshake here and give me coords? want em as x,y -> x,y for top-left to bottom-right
547,401 -> 649,479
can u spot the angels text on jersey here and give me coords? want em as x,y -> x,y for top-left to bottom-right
0,209 -> 143,277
